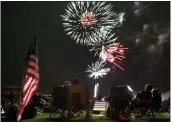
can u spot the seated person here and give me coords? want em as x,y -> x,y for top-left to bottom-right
96,96 -> 102,100
72,79 -> 79,85
70,79 -> 88,106
110,86 -> 131,120
133,84 -> 153,108
62,81 -> 72,101
62,81 -> 72,87
152,89 -> 161,112
136,84 -> 152,100
69,78 -> 90,118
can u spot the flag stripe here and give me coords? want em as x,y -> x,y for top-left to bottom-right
23,75 -> 29,86
28,61 -> 38,69
23,79 -> 36,102
24,84 -> 37,105
29,55 -> 38,62
28,58 -> 36,63
24,83 -> 36,107
23,76 -> 33,92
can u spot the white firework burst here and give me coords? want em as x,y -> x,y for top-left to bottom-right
85,60 -> 110,79
61,1 -> 120,46
89,31 -> 118,56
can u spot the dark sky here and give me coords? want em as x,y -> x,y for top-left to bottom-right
1,1 -> 170,96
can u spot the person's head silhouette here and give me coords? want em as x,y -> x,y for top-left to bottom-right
72,78 -> 79,84
64,81 -> 71,87
145,84 -> 153,92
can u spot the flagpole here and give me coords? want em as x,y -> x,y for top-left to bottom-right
34,33 -> 40,93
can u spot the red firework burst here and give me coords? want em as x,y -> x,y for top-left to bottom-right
105,41 -> 128,70
80,10 -> 96,28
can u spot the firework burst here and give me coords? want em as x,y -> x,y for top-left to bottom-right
89,31 -> 118,56
89,30 -> 128,70
61,1 -> 120,46
85,60 -> 110,79
100,41 -> 128,70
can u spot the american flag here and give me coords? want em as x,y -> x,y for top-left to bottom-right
17,36 -> 39,122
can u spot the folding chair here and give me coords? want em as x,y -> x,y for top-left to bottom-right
49,86 -> 69,119
110,86 -> 131,120
132,99 -> 154,119
68,83 -> 90,120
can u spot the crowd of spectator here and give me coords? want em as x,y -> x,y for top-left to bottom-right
1,83 -> 170,120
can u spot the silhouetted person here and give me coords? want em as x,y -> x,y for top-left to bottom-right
132,84 -> 153,116
72,78 -> 79,85
33,93 -> 41,107
145,84 -> 153,99
32,93 -> 42,115
62,81 -> 72,88
136,84 -> 153,101
110,86 -> 131,120
88,92 -> 94,113
8,92 -> 15,105
69,78 -> 90,119
152,89 -> 161,111
96,96 -> 102,100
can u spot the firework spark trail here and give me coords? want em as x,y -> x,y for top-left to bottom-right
86,60 -> 110,98
94,83 -> 99,97
61,1 -> 120,46
85,60 -> 110,80
127,85 -> 133,92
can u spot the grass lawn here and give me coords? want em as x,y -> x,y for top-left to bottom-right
23,113 -> 108,122
2,112 -> 169,122
21,112 -> 170,122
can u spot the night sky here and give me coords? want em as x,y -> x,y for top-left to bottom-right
1,1 -> 170,96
